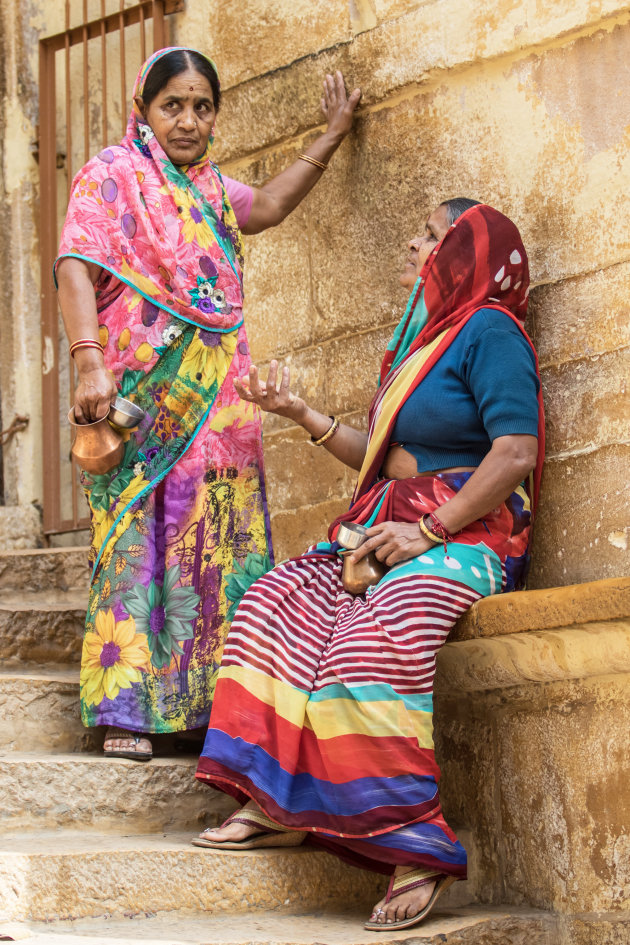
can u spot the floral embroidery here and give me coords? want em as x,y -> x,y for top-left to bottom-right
80,609 -> 151,707
134,123 -> 154,158
162,324 -> 183,346
123,565 -> 201,670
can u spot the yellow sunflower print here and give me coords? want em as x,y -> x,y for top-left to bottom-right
181,329 -> 238,388
80,609 -> 151,707
170,186 -> 214,248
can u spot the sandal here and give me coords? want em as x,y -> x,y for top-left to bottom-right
192,806 -> 306,850
364,869 -> 456,931
103,727 -> 153,761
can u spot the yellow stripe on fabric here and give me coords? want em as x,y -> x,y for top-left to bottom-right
355,329 -> 450,496
305,695 -> 435,749
219,665 -> 308,728
220,665 -> 434,748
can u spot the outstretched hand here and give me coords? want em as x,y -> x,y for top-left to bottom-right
321,71 -> 361,140
234,360 -> 305,421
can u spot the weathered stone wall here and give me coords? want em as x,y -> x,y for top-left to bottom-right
170,0 -> 630,588
1,1 -> 628,580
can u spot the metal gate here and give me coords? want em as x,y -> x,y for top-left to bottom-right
39,0 -> 182,537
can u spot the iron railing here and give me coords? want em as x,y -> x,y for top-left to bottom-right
39,1 -> 182,536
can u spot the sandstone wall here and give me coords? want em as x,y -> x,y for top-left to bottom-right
1,1 -> 628,582
170,0 -> 630,587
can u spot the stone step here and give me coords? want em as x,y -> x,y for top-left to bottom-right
0,593 -> 85,666
0,668 -> 95,753
0,831 -> 385,923
0,752 -> 233,835
0,906 -> 555,944
0,547 -> 90,595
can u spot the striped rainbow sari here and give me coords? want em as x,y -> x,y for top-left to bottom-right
196,204 -> 543,878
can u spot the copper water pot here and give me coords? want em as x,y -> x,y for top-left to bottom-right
337,521 -> 387,595
68,407 -> 124,474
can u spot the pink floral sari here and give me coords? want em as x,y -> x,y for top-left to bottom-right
56,48 -> 272,733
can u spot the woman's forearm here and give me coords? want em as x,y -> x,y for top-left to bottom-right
242,131 -> 345,235
57,258 -> 101,349
56,257 -> 118,421
289,400 -> 368,471
433,434 -> 539,535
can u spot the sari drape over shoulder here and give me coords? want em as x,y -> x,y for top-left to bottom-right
57,48 -> 272,733
196,205 -> 544,878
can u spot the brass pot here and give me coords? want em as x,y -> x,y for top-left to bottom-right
68,407 -> 124,474
337,520 -> 387,595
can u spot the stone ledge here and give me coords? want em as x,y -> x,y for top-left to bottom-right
0,546 -> 89,594
451,575 -> 630,641
0,831 -> 382,922
0,905 -> 557,945
0,752 -> 233,835
437,620 -> 630,693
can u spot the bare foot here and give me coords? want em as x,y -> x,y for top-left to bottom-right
369,866 -> 437,925
198,800 -> 261,843
103,728 -> 152,756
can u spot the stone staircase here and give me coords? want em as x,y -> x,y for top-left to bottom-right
0,546 -> 613,944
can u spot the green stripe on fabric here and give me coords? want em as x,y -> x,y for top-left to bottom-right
309,683 -> 433,713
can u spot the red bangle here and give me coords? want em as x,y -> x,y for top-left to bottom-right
70,339 -> 104,358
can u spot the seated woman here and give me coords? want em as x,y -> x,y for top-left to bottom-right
194,200 -> 544,931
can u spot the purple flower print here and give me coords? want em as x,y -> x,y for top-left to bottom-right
199,330 -> 221,347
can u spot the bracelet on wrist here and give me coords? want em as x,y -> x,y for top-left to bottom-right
418,516 -> 442,544
298,153 -> 328,172
422,511 -> 456,553
311,416 -> 340,447
70,339 -> 104,359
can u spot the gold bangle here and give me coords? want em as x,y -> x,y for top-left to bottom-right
418,516 -> 442,544
298,153 -> 328,171
311,416 -> 339,447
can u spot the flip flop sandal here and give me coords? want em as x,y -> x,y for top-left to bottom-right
192,807 -> 306,850
103,727 -> 153,761
364,869 -> 456,931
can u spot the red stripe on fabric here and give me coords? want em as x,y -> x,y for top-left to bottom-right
210,678 -> 440,784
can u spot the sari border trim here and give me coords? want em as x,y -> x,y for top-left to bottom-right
53,253 -> 245,335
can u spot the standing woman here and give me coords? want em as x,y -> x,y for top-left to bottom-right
55,47 -> 360,760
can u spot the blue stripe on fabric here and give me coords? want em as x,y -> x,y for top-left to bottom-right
308,683 -> 433,714
371,540 -> 503,598
361,821 -> 467,865
203,729 -> 438,817
362,480 -> 395,527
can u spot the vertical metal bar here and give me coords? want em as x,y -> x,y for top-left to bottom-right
83,0 -> 89,164
152,0 -> 165,51
39,40 -> 62,535
101,0 -> 108,147
139,1 -> 146,63
65,2 -> 72,200
119,0 -> 126,136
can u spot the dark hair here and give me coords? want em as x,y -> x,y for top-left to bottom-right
142,49 -> 221,110
440,197 -> 481,225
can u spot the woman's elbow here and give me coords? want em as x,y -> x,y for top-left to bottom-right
494,434 -> 539,477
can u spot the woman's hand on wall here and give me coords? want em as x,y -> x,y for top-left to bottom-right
349,521 -> 435,567
241,72 -> 361,234
321,71 -> 362,143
